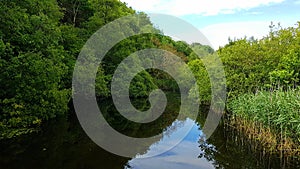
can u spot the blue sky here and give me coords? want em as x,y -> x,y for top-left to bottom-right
120,0 -> 300,49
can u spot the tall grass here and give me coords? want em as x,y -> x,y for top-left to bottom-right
227,89 -> 300,149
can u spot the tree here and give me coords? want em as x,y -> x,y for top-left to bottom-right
0,0 -> 70,138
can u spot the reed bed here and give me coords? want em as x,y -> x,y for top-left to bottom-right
227,89 -> 300,156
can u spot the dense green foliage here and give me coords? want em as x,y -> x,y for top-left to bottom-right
186,22 -> 300,148
1,0 -> 300,146
0,0 -> 149,138
228,90 -> 300,143
0,0 -> 71,138
219,23 -> 300,98
0,0 -> 202,138
221,23 -> 300,147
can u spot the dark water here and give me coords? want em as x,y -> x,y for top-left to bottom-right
1,96 -> 299,169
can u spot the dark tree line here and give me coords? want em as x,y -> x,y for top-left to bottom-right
0,0 -> 211,138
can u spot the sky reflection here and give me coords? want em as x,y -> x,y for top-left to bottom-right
126,118 -> 214,169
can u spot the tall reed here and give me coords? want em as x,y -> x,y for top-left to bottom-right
227,89 -> 300,155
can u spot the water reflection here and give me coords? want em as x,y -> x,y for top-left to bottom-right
1,96 -> 300,169
126,118 -> 214,169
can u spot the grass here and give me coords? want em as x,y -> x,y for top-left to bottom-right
227,89 -> 300,155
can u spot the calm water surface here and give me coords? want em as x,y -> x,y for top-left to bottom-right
1,96 -> 299,169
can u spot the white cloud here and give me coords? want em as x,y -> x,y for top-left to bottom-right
295,0 -> 300,4
246,11 -> 264,15
200,20 -> 296,49
121,0 -> 284,16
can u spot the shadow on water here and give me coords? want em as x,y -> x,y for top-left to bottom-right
1,94 -> 300,169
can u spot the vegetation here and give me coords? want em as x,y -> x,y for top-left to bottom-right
220,23 -> 300,155
228,90 -> 300,141
228,90 -> 300,155
0,0 -> 71,138
184,21 -> 300,156
1,1 -> 300,161
220,23 -> 300,97
0,0 -> 211,139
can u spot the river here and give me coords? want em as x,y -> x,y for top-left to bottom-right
0,95 -> 299,169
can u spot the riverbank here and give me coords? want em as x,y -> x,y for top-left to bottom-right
226,89 -> 300,158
